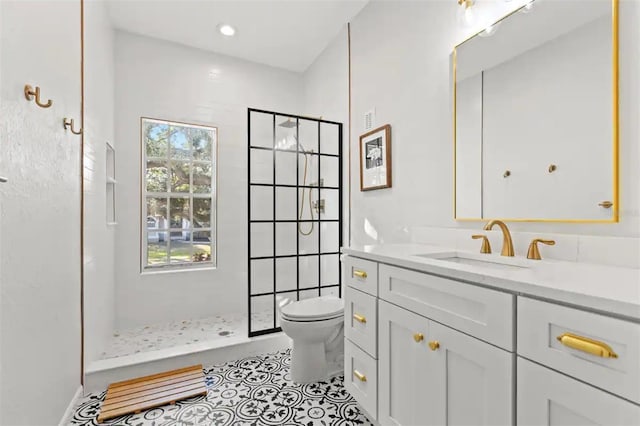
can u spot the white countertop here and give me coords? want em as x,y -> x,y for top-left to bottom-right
343,243 -> 640,322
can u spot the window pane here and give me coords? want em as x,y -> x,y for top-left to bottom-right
193,198 -> 211,228
170,125 -> 191,159
170,232 -> 191,263
146,161 -> 168,192
192,163 -> 212,193
193,231 -> 212,263
147,241 -> 168,266
146,197 -> 168,228
191,128 -> 214,161
170,161 -> 190,193
169,197 -> 190,229
144,121 -> 169,158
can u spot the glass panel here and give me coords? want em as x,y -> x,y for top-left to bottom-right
299,226 -> 319,255
147,240 -> 168,266
193,198 -> 211,228
320,189 -> 339,220
275,257 -> 297,292
320,155 -> 339,187
170,232 -> 191,263
146,197 -> 168,228
191,127 -> 214,161
299,288 -> 320,300
275,151 -> 297,185
298,153 -> 319,187
251,259 -> 274,295
250,186 -> 273,221
320,286 -> 339,297
169,125 -> 191,159
192,163 -> 212,193
250,111 -> 274,148
299,255 -> 319,289
250,148 -> 273,184
321,254 -> 339,285
275,187 -> 296,221
320,122 -> 339,155
275,223 -> 296,256
170,161 -> 190,193
192,231 -> 212,263
298,187 -> 317,223
320,222 -> 339,253
146,161 -> 168,192
275,115 -> 298,151
144,120 -> 169,158
169,197 -> 190,229
250,295 -> 275,333
298,119 -> 319,154
250,223 -> 273,258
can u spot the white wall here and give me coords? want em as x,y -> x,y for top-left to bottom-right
349,0 -> 640,245
0,1 -> 81,423
114,32 -> 302,329
83,0 -> 116,365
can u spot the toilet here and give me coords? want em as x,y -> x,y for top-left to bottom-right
279,296 -> 345,383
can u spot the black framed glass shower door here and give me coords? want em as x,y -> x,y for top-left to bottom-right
247,108 -> 343,337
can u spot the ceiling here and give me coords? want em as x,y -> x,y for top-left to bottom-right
107,0 -> 369,72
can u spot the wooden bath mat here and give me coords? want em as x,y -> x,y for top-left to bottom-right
97,364 -> 207,423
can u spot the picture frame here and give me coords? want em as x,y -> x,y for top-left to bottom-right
359,124 -> 392,191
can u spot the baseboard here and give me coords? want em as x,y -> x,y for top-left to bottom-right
59,385 -> 83,426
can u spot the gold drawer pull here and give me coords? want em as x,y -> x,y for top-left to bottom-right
353,270 -> 367,279
413,333 -> 424,343
353,370 -> 367,382
428,340 -> 440,351
556,333 -> 618,359
353,313 -> 367,324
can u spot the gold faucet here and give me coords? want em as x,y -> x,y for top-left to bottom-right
483,220 -> 515,257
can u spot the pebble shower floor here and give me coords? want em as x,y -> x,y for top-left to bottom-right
72,348 -> 373,426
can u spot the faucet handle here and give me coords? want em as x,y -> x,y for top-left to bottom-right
527,238 -> 555,260
472,234 -> 492,254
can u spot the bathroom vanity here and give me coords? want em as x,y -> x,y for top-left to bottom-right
341,244 -> 640,426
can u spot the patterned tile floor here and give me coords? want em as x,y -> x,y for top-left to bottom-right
72,348 -> 373,426
101,310 -> 274,359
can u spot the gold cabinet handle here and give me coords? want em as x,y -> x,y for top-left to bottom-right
353,370 -> 367,382
413,333 -> 424,343
353,313 -> 367,324
353,270 -> 367,279
428,340 -> 440,351
556,333 -> 618,359
599,201 -> 614,209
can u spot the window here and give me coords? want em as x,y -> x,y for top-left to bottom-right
142,118 -> 217,270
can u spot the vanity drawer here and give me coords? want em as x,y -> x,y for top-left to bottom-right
344,338 -> 378,421
518,297 -> 640,404
344,256 -> 378,296
379,264 -> 514,350
345,286 -> 377,357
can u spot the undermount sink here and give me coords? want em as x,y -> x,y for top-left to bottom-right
413,252 -> 530,271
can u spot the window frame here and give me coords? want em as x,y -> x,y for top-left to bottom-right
140,117 -> 218,272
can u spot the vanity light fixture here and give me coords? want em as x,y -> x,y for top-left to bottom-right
457,0 -> 476,26
218,24 -> 236,37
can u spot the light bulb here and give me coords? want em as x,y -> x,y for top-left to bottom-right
218,24 -> 236,37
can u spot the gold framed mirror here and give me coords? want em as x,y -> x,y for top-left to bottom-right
453,0 -> 619,223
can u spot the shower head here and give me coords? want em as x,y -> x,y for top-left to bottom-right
278,118 -> 297,128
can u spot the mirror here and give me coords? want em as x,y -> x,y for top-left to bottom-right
454,0 -> 618,222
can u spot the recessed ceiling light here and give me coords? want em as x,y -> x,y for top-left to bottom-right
218,24 -> 236,37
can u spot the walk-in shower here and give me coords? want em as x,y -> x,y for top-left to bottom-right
248,108 -> 343,337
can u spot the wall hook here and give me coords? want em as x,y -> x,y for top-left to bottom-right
548,164 -> 557,173
24,84 -> 53,108
503,170 -> 511,178
63,118 -> 82,135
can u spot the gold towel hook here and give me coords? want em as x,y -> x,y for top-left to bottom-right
24,85 -> 53,108
63,118 -> 82,135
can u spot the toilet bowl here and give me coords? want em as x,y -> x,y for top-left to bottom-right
279,296 -> 344,383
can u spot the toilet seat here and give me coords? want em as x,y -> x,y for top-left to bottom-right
280,296 -> 344,322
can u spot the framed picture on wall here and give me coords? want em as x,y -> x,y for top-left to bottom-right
359,124 -> 392,191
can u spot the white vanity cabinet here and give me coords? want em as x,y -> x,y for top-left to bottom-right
342,253 -> 640,426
